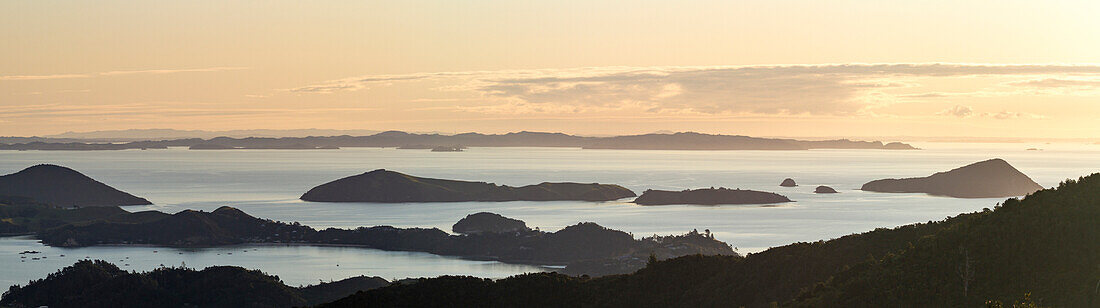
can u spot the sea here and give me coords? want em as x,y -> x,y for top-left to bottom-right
1,142 -> 1097,290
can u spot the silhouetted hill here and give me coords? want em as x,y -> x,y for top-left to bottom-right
0,260 -> 390,308
1,131 -> 916,151
633,188 -> 791,205
861,158 -> 1044,198
320,173 -> 1099,307
39,206 -> 314,247
452,212 -> 529,234
300,169 -> 636,202
814,186 -> 838,193
299,276 -> 392,305
0,165 -> 151,207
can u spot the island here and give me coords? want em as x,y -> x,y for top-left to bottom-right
0,131 -> 917,151
780,178 -> 797,187
452,212 -> 529,234
815,185 -> 838,193
633,188 -> 792,205
317,172 -> 1098,307
431,146 -> 465,152
0,164 -> 152,207
6,172 -> 1097,307
189,143 -> 337,150
860,158 -> 1044,198
300,169 -> 636,202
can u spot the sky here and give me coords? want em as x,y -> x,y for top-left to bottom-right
2,1 -> 1100,139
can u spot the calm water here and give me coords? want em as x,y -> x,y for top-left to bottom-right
1,143 -> 1097,290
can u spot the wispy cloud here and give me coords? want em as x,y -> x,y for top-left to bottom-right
0,67 -> 247,81
936,105 -> 1043,120
1006,78 -> 1100,89
98,67 -> 247,76
0,74 -> 89,81
938,105 -> 974,118
287,63 -> 1100,116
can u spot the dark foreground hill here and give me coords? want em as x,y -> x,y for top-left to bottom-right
300,169 -> 636,202
861,158 -> 1043,198
321,173 -> 1100,307
0,164 -> 151,207
0,260 -> 389,308
633,188 -> 791,205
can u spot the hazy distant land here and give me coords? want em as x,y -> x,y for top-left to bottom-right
0,131 -> 917,151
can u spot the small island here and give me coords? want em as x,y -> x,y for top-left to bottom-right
300,169 -> 636,202
815,186 -> 838,193
453,212 -> 529,234
0,164 -> 152,207
431,146 -> 465,152
860,158 -> 1043,198
633,188 -> 792,205
780,178 -> 797,187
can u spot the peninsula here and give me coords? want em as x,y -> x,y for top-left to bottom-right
1,196 -> 732,276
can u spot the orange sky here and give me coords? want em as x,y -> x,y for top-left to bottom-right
3,1 -> 1100,138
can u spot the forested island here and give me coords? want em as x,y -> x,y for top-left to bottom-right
0,131 -> 917,151
300,169 -> 636,202
633,187 -> 792,205
861,158 -> 1044,198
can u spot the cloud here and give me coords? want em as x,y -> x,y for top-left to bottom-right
938,105 -> 974,118
286,63 -> 1100,115
936,105 -> 1044,120
97,67 -> 246,76
982,111 -> 1044,120
285,75 -> 433,93
1006,78 -> 1100,89
0,67 -> 246,81
287,84 -> 366,94
0,74 -> 89,81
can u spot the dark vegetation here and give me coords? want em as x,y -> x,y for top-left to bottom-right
0,260 -> 390,308
633,187 -> 792,205
320,173 -> 1100,307
861,158 -> 1044,198
814,185 -> 838,193
300,169 -> 636,202
0,164 -> 151,207
0,131 -> 915,151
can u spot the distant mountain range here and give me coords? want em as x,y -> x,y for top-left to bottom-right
42,128 -> 386,141
0,131 -> 917,151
